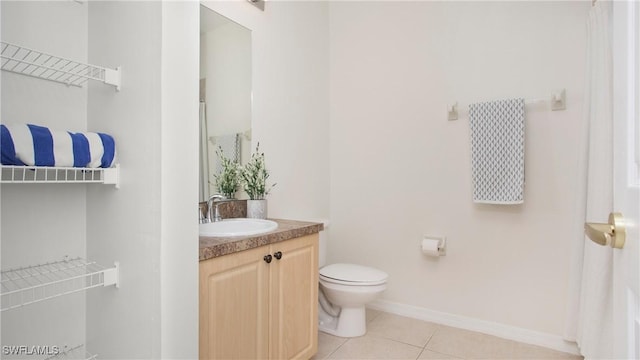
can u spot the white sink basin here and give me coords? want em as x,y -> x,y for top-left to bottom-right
199,218 -> 278,237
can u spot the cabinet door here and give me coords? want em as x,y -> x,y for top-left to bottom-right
200,245 -> 270,360
269,234 -> 319,360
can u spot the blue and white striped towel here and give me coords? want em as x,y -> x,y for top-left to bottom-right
1,124 -> 116,168
469,98 -> 525,204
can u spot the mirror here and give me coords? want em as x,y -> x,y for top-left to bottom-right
199,5 -> 252,202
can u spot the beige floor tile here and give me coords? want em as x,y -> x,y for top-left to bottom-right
366,307 -> 383,323
511,342 -> 584,360
367,312 -> 439,347
426,326 -> 582,359
418,349 -> 462,359
425,325 -> 493,358
328,333 -> 423,360
313,332 -> 349,360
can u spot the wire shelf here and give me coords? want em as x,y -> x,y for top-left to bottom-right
0,165 -> 119,188
1,41 -> 120,90
46,345 -> 97,360
1,257 -> 119,312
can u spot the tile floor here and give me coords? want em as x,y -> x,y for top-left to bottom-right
313,309 -> 583,360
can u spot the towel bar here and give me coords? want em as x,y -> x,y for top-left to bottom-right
448,88 -> 566,120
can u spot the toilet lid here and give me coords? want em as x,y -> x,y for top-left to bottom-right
319,263 -> 388,285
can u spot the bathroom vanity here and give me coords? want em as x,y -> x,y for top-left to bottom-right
199,219 -> 323,360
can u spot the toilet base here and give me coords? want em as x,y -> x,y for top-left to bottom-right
318,306 -> 366,338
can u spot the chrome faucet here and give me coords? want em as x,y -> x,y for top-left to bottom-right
206,194 -> 231,223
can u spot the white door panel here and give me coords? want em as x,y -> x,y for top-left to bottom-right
612,2 -> 640,358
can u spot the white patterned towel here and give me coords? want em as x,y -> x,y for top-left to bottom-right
469,98 -> 525,204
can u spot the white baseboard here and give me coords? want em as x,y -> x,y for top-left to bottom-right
368,299 -> 580,356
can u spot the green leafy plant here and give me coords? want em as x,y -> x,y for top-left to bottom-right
241,143 -> 276,200
213,146 -> 241,199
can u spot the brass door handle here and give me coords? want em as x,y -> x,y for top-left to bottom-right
585,212 -> 626,249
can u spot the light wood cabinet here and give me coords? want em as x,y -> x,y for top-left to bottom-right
200,234 -> 318,360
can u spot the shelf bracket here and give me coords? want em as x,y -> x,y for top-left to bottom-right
104,66 -> 121,91
103,164 -> 120,189
103,261 -> 120,289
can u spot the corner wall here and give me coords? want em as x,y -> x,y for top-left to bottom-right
329,0 -> 589,340
87,2 -> 163,358
1,0 -> 88,352
160,2 -> 199,358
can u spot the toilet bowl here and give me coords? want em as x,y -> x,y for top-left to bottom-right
315,220 -> 388,337
318,263 -> 388,337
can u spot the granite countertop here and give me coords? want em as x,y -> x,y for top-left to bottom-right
199,218 -> 324,261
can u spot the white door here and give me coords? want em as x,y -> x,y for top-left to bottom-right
611,1 -> 640,358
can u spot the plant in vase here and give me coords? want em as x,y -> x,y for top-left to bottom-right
240,142 -> 276,219
213,146 -> 241,199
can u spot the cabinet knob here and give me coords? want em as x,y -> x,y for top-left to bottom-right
274,251 -> 282,260
263,254 -> 273,263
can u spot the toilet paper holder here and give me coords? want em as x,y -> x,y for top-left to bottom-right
422,235 -> 447,256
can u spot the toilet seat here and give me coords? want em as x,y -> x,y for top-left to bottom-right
319,263 -> 388,286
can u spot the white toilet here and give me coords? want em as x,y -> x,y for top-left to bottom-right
317,222 -> 388,338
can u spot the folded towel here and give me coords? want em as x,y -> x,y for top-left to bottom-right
469,98 -> 525,204
1,123 -> 116,168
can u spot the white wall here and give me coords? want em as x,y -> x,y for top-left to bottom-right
254,0 -> 330,220
329,0 -> 589,340
160,2 -> 199,358
87,2 -> 199,358
201,0 -> 330,221
86,1 -> 163,358
1,0 -> 88,353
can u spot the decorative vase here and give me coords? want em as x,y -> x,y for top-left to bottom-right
247,199 -> 267,219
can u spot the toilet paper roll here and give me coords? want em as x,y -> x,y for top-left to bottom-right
421,239 -> 441,257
